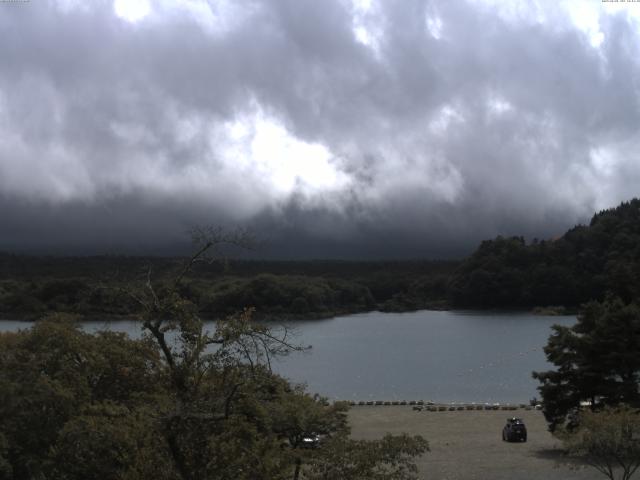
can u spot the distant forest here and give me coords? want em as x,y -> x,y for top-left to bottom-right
0,256 -> 455,320
450,198 -> 640,308
1,198 -> 639,320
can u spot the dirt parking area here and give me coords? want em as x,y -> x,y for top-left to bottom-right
348,406 -> 602,480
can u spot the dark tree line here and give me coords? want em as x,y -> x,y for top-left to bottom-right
449,199 -> 640,308
2,198 -> 640,318
0,259 -> 454,320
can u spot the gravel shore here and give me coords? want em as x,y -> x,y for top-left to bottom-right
348,406 -> 602,480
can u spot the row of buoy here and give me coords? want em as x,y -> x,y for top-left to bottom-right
348,400 -> 542,411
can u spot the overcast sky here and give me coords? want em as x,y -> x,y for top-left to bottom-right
1,0 -> 639,258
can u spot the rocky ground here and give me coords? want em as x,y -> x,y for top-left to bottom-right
348,406 -> 603,480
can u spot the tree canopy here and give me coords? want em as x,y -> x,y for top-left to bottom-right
533,298 -> 640,432
561,405 -> 640,480
450,198 -> 640,308
0,232 -> 428,480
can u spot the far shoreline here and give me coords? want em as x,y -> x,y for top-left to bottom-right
0,305 -> 578,323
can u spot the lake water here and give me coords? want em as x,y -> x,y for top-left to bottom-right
0,310 -> 574,404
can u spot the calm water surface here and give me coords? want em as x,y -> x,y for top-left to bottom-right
1,310 -> 574,403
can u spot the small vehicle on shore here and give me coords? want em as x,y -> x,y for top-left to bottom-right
301,434 -> 322,448
502,417 -> 527,442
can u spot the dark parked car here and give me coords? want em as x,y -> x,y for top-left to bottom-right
502,417 -> 527,442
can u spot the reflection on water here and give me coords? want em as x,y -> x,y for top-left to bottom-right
0,310 -> 574,403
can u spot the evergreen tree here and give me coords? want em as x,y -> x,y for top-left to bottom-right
533,299 -> 640,431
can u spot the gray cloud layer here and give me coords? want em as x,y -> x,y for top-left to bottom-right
1,0 -> 639,258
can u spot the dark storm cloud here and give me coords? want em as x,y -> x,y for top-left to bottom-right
0,0 -> 639,258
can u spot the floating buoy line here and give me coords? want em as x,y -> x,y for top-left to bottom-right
343,400 -> 542,411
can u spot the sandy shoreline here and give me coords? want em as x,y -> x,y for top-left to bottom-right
348,406 -> 602,480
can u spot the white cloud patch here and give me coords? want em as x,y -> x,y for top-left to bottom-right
113,0 -> 151,23
349,0 -> 384,56
219,108 -> 351,198
425,12 -> 442,39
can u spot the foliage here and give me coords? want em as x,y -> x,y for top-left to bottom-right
561,405 -> 640,480
200,274 -> 376,317
2,198 -> 640,316
0,433 -> 12,479
449,198 -> 640,308
0,258 -> 454,320
0,232 -> 428,480
0,314 -> 166,479
533,299 -> 640,431
305,433 -> 429,480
